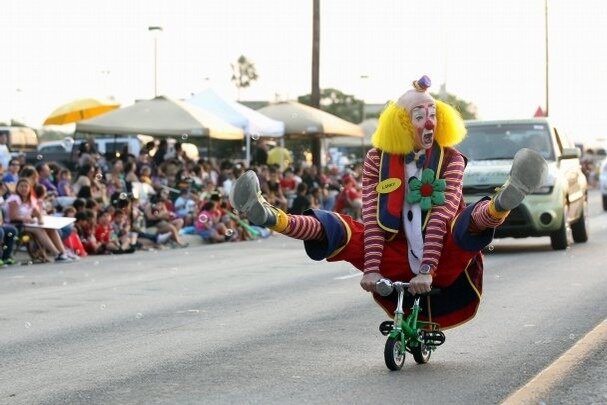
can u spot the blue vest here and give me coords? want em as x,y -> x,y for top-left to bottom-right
376,142 -> 449,234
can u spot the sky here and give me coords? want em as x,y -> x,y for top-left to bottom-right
2,0 -> 606,144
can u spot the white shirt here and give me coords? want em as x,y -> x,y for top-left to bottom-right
402,150 -> 426,274
0,144 -> 10,170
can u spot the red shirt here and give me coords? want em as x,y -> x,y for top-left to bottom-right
333,183 -> 361,214
95,223 -> 112,244
280,178 -> 297,192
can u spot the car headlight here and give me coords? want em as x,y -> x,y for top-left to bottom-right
532,170 -> 556,194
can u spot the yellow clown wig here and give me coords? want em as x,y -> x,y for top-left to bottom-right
371,99 -> 467,155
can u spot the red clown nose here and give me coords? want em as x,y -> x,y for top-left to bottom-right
425,120 -> 435,130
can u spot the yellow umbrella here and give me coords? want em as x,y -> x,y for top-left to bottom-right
43,98 -> 120,126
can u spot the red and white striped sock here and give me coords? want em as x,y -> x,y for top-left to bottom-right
282,215 -> 324,240
470,200 -> 506,232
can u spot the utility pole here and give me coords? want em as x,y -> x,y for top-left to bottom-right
311,0 -> 322,171
360,75 -> 369,162
544,0 -> 549,116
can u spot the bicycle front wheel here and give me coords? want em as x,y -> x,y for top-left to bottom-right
384,337 -> 405,371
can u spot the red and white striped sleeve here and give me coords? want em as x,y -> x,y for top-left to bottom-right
362,148 -> 385,274
422,153 -> 466,270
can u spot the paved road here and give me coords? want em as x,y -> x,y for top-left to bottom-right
1,191 -> 606,404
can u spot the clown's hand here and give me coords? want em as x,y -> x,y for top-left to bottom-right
360,272 -> 383,292
408,274 -> 433,295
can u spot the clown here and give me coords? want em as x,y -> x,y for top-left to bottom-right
230,76 -> 548,328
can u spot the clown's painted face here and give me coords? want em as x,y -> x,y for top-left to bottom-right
410,102 -> 436,150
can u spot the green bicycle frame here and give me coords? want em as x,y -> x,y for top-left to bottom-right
388,293 -> 424,350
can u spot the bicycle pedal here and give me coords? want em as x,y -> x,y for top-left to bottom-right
422,330 -> 446,346
379,320 -> 394,336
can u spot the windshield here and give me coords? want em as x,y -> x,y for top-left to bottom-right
458,123 -> 555,161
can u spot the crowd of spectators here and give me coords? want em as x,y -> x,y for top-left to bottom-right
0,136 -> 363,266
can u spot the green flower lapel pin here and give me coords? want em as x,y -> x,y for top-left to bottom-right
406,168 -> 446,211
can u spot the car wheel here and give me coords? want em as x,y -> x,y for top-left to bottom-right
550,214 -> 569,250
571,201 -> 588,243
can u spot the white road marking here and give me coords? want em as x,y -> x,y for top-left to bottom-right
502,318 -> 607,404
334,273 -> 363,280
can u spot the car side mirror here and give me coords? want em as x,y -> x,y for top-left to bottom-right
560,147 -> 581,160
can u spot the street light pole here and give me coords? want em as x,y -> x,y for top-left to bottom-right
148,26 -> 163,98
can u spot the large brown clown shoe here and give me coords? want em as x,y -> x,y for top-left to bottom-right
230,170 -> 286,230
493,148 -> 548,212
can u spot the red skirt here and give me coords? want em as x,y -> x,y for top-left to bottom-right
304,207 -> 491,329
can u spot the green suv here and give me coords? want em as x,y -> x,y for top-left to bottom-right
458,118 -> 588,250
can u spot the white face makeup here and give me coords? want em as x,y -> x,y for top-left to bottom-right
410,102 -> 436,150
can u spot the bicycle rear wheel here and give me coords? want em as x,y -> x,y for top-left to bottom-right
411,341 -> 431,364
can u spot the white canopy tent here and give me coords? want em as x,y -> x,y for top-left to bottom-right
257,101 -> 364,139
258,101 -> 364,168
76,95 -> 243,140
187,89 -> 284,165
328,118 -> 377,147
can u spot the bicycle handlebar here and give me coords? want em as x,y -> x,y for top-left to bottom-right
375,278 -> 441,297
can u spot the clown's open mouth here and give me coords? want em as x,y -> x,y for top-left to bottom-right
422,131 -> 434,144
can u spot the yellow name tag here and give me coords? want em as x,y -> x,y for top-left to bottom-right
376,178 -> 402,193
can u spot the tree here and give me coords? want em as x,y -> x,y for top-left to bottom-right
231,55 -> 259,100
298,88 -> 364,123
431,89 -> 477,120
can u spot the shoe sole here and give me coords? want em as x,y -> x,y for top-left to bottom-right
509,148 -> 548,193
230,171 -> 260,211
497,148 -> 548,211
496,180 -> 526,211
247,201 -> 269,226
230,171 -> 268,226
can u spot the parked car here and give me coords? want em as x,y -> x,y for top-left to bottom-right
38,136 -> 144,157
0,125 -> 39,156
37,135 -> 200,169
458,118 -> 588,250
36,135 -> 144,169
599,158 -> 607,211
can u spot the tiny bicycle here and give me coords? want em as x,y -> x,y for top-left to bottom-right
375,279 -> 446,371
